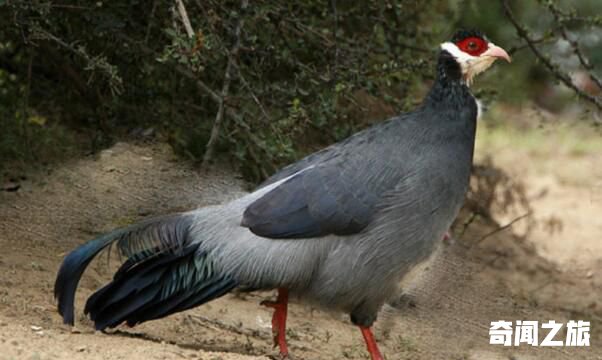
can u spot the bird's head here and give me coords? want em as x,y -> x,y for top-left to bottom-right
440,29 -> 511,85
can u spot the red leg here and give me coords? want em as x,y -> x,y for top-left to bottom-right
261,288 -> 289,358
360,326 -> 383,360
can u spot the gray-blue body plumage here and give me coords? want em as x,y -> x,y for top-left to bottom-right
55,49 -> 478,329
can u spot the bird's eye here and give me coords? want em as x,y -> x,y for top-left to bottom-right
456,37 -> 486,56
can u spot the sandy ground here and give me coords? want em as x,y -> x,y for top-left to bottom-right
0,136 -> 600,360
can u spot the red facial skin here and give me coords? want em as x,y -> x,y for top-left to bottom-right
455,37 -> 488,56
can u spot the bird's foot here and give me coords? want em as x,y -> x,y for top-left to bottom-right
261,288 -> 289,358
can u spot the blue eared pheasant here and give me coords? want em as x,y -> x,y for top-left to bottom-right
55,30 -> 510,360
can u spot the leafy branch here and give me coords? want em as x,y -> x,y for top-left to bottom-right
32,28 -> 123,96
544,0 -> 602,91
502,0 -> 602,112
202,0 -> 247,167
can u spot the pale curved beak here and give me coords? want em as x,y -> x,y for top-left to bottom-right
483,44 -> 511,63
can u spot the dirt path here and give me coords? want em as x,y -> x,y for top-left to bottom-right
0,141 -> 600,360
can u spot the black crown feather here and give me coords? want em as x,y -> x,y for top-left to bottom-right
450,29 -> 487,43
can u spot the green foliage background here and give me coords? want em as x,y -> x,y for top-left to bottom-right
0,0 -> 600,181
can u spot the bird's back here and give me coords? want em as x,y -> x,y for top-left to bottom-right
199,94 -> 477,315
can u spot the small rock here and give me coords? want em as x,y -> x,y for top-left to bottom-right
71,327 -> 81,334
99,149 -> 115,160
76,345 -> 88,352
588,301 -> 597,309
142,127 -> 155,138
141,156 -> 153,161
2,181 -> 20,192
137,209 -> 152,216
129,127 -> 144,137
30,325 -> 43,331
35,330 -> 44,336
586,270 -> 594,278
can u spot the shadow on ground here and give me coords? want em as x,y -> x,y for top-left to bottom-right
0,142 -> 599,360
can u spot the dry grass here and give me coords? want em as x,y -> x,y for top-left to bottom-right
475,105 -> 602,187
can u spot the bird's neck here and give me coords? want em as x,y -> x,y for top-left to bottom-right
423,50 -> 473,108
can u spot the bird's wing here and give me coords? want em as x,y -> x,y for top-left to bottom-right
241,164 -> 376,238
241,113 -> 421,239
241,118 -> 411,239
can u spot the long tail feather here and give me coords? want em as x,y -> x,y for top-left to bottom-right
54,213 -> 198,325
85,245 -> 236,330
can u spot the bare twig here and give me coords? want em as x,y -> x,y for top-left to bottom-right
144,0 -> 158,44
473,212 -> 532,247
202,68 -> 232,166
202,0 -> 248,167
546,2 -> 602,91
114,29 -> 275,173
22,55 -> 34,159
507,35 -> 553,55
502,0 -> 602,111
183,314 -> 313,353
114,32 -> 270,157
233,63 -> 271,123
458,212 -> 478,240
331,0 -> 339,86
48,4 -> 92,9
35,28 -> 123,94
175,0 -> 195,38
115,33 -> 221,102
185,314 -> 270,339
